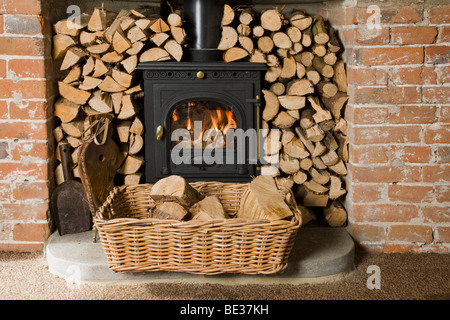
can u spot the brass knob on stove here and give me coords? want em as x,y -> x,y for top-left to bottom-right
156,125 -> 164,140
196,71 -> 205,79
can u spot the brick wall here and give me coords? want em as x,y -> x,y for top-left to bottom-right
325,0 -> 449,253
0,0 -> 53,251
0,0 -> 448,253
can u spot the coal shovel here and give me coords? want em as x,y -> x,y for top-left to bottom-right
51,142 -> 91,236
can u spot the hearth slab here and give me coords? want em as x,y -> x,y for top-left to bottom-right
45,225 -> 355,285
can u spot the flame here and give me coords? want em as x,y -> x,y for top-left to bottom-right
223,109 -> 237,135
172,108 -> 178,122
172,101 -> 237,149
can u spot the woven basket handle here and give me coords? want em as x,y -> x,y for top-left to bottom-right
96,185 -> 125,220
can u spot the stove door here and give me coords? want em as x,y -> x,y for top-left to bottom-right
145,82 -> 259,182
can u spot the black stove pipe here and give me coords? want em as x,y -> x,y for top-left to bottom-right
181,0 -> 225,61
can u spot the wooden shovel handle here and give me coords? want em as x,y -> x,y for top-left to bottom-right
59,143 -> 73,182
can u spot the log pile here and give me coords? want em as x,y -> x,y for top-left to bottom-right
52,7 -> 186,185
218,5 -> 349,227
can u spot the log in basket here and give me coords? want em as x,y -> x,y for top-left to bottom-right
95,181 -> 302,275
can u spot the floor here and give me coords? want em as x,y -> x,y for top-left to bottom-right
0,249 -> 448,301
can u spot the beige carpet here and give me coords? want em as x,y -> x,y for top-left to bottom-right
0,249 -> 449,300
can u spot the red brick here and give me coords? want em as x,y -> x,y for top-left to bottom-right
0,80 -> 46,99
346,67 -> 387,86
9,100 -> 49,120
391,27 -> 437,45
353,204 -> 419,222
9,141 -> 48,161
8,59 -> 45,78
440,106 -> 450,123
381,244 -> 424,253
0,0 -> 41,15
0,59 -> 6,78
436,65 -> 450,84
422,206 -> 450,223
390,145 -> 432,164
352,184 -> 385,203
436,146 -> 450,163
0,100 -> 7,119
387,225 -> 433,243
354,27 -> 390,45
350,145 -> 389,164
1,202 -> 48,220
9,100 -> 48,120
0,121 -> 47,140
4,15 -> 42,35
0,142 -> 8,160
390,67 -> 422,85
351,224 -> 386,242
353,87 -> 422,105
388,185 -> 434,203
347,106 -> 388,125
357,6 -> 422,24
434,227 -> 450,243
352,126 -> 421,145
438,26 -> 450,43
0,14 -> 3,34
0,242 -> 44,252
424,124 -> 450,144
351,164 -> 421,183
425,46 -> 450,64
356,47 -> 424,66
12,181 -> 48,201
0,37 -> 44,56
0,163 -> 48,180
428,5 -> 450,24
422,165 -> 450,183
423,87 -> 450,104
12,223 -> 50,242
388,105 -> 437,124
421,66 -> 438,85
435,185 -> 450,203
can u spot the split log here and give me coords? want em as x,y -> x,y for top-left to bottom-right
58,81 -> 91,105
150,175 -> 204,206
295,184 -> 329,207
237,175 -> 294,220
323,200 -> 347,227
223,47 -> 249,62
221,4 -> 235,26
189,195 -> 228,221
117,155 -> 143,175
290,13 -> 313,31
149,201 -> 188,220
260,9 -> 283,32
262,89 -> 279,121
53,34 -> 76,59
139,47 -> 171,62
54,98 -> 80,123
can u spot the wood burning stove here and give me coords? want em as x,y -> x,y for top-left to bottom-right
138,61 -> 267,182
138,0 -> 267,183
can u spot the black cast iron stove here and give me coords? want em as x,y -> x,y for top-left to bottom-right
138,0 -> 267,183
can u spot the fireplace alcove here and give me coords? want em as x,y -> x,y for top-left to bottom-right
44,0 -> 355,282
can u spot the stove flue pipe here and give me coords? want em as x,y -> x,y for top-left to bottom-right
182,0 -> 225,61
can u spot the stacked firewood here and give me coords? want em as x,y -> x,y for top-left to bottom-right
52,7 -> 186,185
218,5 -> 349,227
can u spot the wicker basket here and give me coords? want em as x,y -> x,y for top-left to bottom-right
95,181 -> 302,275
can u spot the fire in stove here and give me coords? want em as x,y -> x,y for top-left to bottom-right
170,101 -> 237,150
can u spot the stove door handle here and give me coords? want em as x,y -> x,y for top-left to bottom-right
156,125 -> 164,141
